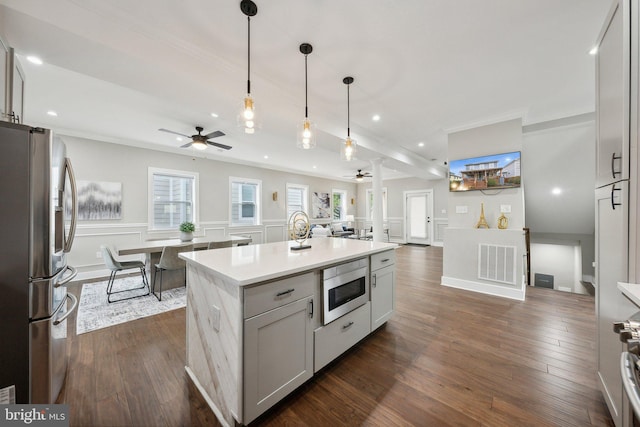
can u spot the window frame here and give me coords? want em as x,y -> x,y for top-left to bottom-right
229,176 -> 262,226
332,189 -> 347,221
366,187 -> 388,221
286,183 -> 309,220
147,167 -> 199,231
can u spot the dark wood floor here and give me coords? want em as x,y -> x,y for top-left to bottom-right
60,245 -> 614,426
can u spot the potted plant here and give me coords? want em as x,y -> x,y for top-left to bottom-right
179,221 -> 195,242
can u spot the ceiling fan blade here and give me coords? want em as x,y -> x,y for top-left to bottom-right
159,128 -> 191,138
180,142 -> 193,148
207,141 -> 232,150
204,130 -> 225,139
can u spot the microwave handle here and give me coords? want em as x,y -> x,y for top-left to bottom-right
63,157 -> 78,253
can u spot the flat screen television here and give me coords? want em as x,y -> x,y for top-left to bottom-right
449,151 -> 521,192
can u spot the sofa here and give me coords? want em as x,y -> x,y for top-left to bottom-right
310,224 -> 354,238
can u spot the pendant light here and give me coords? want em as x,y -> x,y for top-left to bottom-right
240,0 -> 258,134
341,76 -> 356,161
297,43 -> 315,149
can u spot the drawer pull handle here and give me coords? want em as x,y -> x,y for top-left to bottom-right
342,321 -> 354,330
372,273 -> 377,287
276,289 -> 295,297
380,258 -> 390,263
309,299 -> 314,318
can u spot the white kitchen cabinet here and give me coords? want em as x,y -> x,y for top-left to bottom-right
596,183 -> 638,426
243,278 -> 314,424
5,48 -> 24,124
314,301 -> 371,372
370,250 -> 395,330
595,0 -> 629,188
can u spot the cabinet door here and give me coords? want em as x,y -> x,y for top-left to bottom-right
596,0 -> 630,186
244,296 -> 313,424
371,264 -> 395,330
595,182 -> 637,427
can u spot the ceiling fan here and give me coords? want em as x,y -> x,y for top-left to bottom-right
344,169 -> 373,182
158,126 -> 231,151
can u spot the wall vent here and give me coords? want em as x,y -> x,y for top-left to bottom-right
478,244 -> 517,285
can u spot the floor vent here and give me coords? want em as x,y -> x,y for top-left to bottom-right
478,244 -> 517,285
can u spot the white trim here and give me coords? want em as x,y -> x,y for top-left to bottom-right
75,231 -> 143,239
365,187 -> 387,221
148,166 -> 200,231
76,222 -> 148,229
440,276 -> 525,301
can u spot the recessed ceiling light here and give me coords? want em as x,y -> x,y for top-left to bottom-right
418,142 -> 424,147
552,187 -> 562,195
27,56 -> 43,65
46,111 -> 57,116
264,155 -> 269,159
589,46 -> 598,55
313,165 -> 317,169
210,112 -> 219,118
176,137 -> 182,141
372,114 -> 380,122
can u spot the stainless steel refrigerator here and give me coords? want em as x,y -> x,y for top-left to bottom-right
0,120 -> 78,404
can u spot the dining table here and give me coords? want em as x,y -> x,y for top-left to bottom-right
117,235 -> 252,291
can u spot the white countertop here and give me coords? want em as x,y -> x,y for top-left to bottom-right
180,238 -> 397,286
619,282 -> 640,308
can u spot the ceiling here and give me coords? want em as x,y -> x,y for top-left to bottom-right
0,0 -> 611,182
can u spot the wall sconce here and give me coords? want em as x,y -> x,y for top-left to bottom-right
351,198 -> 355,205
272,191 -> 278,201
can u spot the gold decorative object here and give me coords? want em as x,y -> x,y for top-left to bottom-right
497,213 -> 509,229
475,203 -> 490,229
288,210 -> 311,250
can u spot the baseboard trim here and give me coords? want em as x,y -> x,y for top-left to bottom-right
441,276 -> 525,301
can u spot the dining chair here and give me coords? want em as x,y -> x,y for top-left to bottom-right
101,245 -> 149,303
208,240 -> 233,249
152,243 -> 193,301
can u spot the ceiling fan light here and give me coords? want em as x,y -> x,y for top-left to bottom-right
193,140 -> 207,150
356,176 -> 363,182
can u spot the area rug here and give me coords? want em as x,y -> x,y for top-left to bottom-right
75,276 -> 186,335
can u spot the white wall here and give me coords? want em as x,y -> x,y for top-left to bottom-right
447,119 -> 525,229
443,119 -> 526,300
530,242 -> 587,295
522,120 -> 596,280
63,135 -> 357,279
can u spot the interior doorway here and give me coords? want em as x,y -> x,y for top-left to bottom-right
404,189 -> 433,245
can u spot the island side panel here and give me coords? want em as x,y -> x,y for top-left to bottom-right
186,263 -> 243,426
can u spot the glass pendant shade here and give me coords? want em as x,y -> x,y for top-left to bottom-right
341,136 -> 357,161
297,117 -> 316,149
239,95 -> 256,134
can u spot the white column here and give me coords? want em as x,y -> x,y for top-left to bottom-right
371,158 -> 384,242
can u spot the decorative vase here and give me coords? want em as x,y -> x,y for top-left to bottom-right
180,231 -> 193,242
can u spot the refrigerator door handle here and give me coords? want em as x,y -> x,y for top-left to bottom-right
55,265 -> 77,288
53,293 -> 78,326
64,157 -> 78,253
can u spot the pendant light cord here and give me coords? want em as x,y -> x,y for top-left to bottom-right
347,83 -> 350,137
247,16 -> 251,95
304,54 -> 308,118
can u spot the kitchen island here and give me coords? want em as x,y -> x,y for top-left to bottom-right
180,238 -> 397,426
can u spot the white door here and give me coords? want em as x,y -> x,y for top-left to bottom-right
405,190 -> 432,245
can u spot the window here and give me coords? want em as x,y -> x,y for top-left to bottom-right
366,188 -> 387,221
286,183 -> 309,219
332,189 -> 347,221
148,167 -> 198,230
230,177 -> 261,226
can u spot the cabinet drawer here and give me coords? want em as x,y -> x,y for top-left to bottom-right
314,302 -> 371,372
371,250 -> 395,271
244,272 -> 315,319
